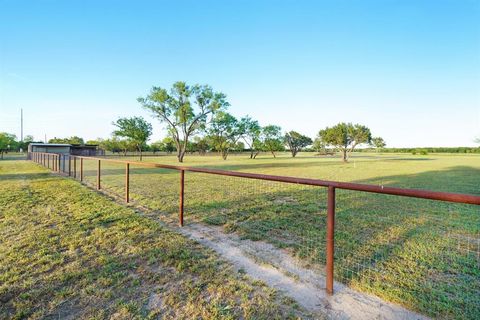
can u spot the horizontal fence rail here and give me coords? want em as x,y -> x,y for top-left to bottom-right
28,151 -> 480,309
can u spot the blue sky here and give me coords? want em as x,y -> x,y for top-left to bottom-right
1,0 -> 479,147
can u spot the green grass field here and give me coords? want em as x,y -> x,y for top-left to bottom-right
75,152 -> 480,319
0,160 -> 313,319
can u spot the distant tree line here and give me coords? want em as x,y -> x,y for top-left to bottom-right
356,147 -> 480,154
3,82 -> 479,162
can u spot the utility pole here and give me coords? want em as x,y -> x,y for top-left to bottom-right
21,108 -> 23,141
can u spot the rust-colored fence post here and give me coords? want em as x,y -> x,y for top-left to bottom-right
68,156 -> 71,176
97,159 -> 101,190
179,169 -> 185,226
62,155 -> 65,173
326,186 -> 336,295
80,158 -> 84,182
58,155 -> 61,172
125,163 -> 130,203
73,157 -> 77,178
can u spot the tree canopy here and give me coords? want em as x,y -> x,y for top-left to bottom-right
371,137 -> 386,151
0,133 -> 17,159
48,136 -> 85,145
240,116 -> 262,159
138,81 -> 229,162
284,131 -> 312,157
319,123 -> 372,161
260,125 -> 284,158
207,112 -> 245,160
112,116 -> 152,160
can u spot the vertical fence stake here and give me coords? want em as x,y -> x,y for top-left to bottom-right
179,170 -> 185,227
125,163 -> 130,203
58,155 -> 61,172
97,159 -> 101,190
63,155 -> 66,173
326,186 -> 336,295
68,156 -> 71,176
80,158 -> 84,182
73,157 -> 77,178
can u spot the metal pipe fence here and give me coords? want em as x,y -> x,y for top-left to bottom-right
28,152 -> 480,318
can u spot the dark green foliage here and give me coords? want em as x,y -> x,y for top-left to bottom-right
284,131 -> 312,157
319,123 -> 372,161
112,116 -> 152,160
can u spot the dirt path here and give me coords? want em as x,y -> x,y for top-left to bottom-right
173,222 -> 428,320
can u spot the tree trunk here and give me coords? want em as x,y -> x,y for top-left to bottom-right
253,151 -> 259,159
250,150 -> 254,159
342,149 -> 348,162
138,146 -> 143,161
178,148 -> 186,162
291,149 -> 297,157
271,151 -> 276,158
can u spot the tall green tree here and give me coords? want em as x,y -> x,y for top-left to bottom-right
207,112 -> 245,160
261,125 -> 284,158
240,116 -> 262,159
319,123 -> 372,162
0,133 -> 17,159
371,137 -> 386,152
138,81 -> 229,162
112,116 -> 152,161
284,131 -> 312,157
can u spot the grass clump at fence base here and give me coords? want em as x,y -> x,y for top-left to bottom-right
0,160 -> 312,320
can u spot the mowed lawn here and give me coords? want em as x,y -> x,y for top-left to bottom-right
0,160 -> 313,320
77,152 -> 480,319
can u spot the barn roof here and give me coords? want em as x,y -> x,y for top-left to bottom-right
29,143 -> 71,147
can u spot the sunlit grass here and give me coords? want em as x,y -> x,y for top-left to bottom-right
0,160 -> 311,319
79,152 -> 480,319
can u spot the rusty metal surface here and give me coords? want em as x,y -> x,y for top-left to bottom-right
326,186 -> 335,295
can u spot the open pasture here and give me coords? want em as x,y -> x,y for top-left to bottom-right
0,160 -> 312,319
74,152 -> 480,319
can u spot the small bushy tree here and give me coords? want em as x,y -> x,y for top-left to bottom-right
319,123 -> 372,162
312,136 -> 327,154
371,137 -> 386,152
208,112 -> 245,160
240,116 -> 262,159
284,131 -> 312,157
112,116 -> 152,160
0,132 -> 17,159
261,125 -> 284,158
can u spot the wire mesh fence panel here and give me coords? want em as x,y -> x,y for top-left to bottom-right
128,165 -> 180,215
334,189 -> 480,319
81,157 -> 100,188
184,171 -> 328,268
